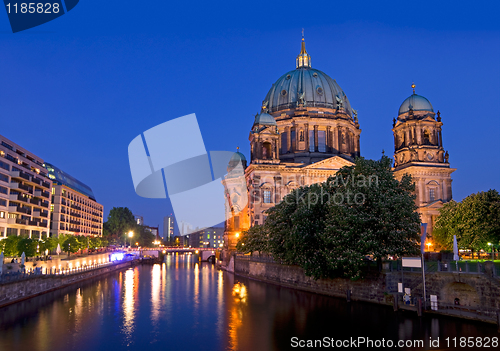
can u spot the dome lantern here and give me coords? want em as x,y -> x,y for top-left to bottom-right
296,31 -> 311,68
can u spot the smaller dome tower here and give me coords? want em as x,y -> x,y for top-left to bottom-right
392,83 -> 455,235
249,112 -> 280,164
393,83 -> 447,167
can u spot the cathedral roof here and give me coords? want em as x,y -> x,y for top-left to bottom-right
398,84 -> 434,115
262,38 -> 354,117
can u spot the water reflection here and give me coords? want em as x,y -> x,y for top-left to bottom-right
122,268 -> 136,341
0,255 -> 498,351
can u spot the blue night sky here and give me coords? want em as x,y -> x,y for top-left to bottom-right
1,1 -> 499,235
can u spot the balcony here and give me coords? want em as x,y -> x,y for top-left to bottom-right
40,210 -> 48,217
30,197 -> 40,205
28,220 -> 38,226
38,221 -> 48,228
9,193 -> 29,203
42,181 -> 50,188
41,201 -> 49,208
16,218 -> 28,225
60,224 -> 65,230
39,190 -> 50,199
10,170 -> 30,181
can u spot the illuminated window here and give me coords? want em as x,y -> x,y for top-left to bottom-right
51,187 -> 55,194
0,211 -> 4,218
50,204 -> 54,212
429,189 -> 435,202
263,190 -> 272,203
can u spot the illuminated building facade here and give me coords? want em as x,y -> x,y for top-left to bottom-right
0,134 -> 52,239
46,162 -> 103,238
223,38 -> 454,255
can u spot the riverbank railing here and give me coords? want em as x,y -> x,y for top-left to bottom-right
0,256 -> 138,284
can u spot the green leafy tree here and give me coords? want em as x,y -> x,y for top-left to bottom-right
17,238 -> 39,258
41,237 -> 58,253
236,224 -> 269,254
251,156 -> 420,280
434,190 -> 500,258
1,236 -> 22,257
103,207 -> 136,245
62,235 -> 82,255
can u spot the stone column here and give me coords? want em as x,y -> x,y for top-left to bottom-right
438,130 -> 443,147
416,125 -> 422,145
314,125 -> 319,152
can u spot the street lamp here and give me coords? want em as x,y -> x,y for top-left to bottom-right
128,231 -> 134,248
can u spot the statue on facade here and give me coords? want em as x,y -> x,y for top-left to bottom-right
445,151 -> 449,163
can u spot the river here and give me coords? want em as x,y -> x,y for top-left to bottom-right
0,254 -> 498,351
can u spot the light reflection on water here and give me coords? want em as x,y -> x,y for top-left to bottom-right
0,254 -> 498,351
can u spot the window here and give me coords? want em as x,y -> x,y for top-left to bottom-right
0,211 -> 4,217
7,228 -> 17,236
1,141 -> 13,150
318,131 -> 326,152
309,130 -> 315,152
291,129 -> 296,149
281,132 -> 288,153
263,190 -> 272,203
0,160 -> 9,171
0,173 -> 8,183
429,189 -> 435,202
51,187 -> 55,194
0,186 -> 8,194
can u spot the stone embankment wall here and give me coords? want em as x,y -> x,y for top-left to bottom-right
0,260 -> 134,308
233,257 -> 500,323
234,258 -> 388,304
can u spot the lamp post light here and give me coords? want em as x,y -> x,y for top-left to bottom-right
128,231 -> 134,248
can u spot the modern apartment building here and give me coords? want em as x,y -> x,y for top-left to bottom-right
0,135 -> 52,239
188,227 -> 224,248
163,215 -> 175,241
45,162 -> 103,238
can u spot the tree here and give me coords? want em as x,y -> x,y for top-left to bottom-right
236,224 -> 269,254
434,190 -> 500,257
41,237 -> 59,253
17,238 -> 39,258
1,236 -> 21,257
103,207 -> 136,245
62,235 -> 82,255
243,156 -> 421,280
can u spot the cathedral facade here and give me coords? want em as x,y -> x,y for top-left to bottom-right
223,38 -> 454,252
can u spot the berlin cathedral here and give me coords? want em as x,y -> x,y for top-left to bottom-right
223,37 -> 455,253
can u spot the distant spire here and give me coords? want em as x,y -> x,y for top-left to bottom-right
296,30 -> 311,68
236,146 -> 240,151
411,82 -> 416,94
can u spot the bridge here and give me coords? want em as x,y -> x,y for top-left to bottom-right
160,248 -> 219,262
